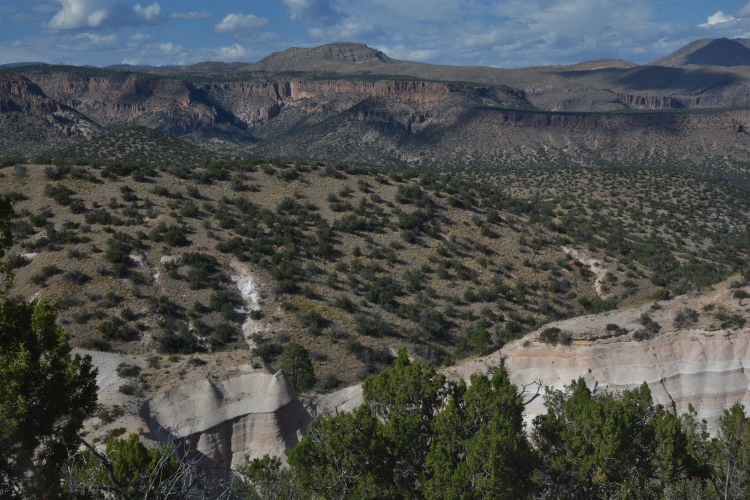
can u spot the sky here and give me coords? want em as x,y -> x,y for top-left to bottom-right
2,0 -> 750,68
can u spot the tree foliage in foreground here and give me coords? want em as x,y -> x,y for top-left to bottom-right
284,347 -> 750,500
0,193 -> 99,499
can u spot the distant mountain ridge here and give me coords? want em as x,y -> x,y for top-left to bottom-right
648,38 -> 750,68
0,62 -> 46,69
5,39 -> 750,168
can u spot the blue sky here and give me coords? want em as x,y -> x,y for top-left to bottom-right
2,0 -> 750,68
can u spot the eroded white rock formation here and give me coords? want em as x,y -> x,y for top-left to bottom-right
230,260 -> 267,348
498,282 -> 750,433
143,363 -> 311,476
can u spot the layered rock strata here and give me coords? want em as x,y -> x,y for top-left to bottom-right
481,282 -> 750,433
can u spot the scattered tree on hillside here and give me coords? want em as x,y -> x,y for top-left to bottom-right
280,342 -> 316,392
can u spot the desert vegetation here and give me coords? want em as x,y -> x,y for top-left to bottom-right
1,128 -> 750,498
1,148 -> 749,389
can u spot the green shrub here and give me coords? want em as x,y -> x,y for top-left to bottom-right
210,323 -> 238,346
155,325 -> 197,354
540,327 -> 561,344
118,384 -> 136,396
79,338 -> 112,351
98,318 -> 138,342
651,289 -> 671,301
253,342 -> 282,362
115,363 -> 142,378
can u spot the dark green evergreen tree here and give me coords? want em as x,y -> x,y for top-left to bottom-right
0,194 -> 99,498
280,342 -> 316,392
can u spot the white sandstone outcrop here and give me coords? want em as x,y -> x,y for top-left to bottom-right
498,280 -> 750,433
230,260 -> 267,348
142,362 -> 311,476
79,351 -> 311,477
315,280 -> 750,434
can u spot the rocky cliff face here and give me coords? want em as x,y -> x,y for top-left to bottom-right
6,67 -> 750,167
26,73 -> 225,135
0,75 -> 95,138
19,72 -> 483,136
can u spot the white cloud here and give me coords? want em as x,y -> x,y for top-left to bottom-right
308,17 -> 382,40
377,43 -> 439,61
128,33 -> 155,42
60,32 -> 119,51
48,0 -> 162,29
737,2 -> 750,18
134,2 -> 160,22
699,11 -> 735,28
218,43 -> 249,59
281,0 -> 342,25
215,13 -> 268,34
49,0 -> 112,29
283,0 -> 311,20
170,11 -> 210,19
159,42 -> 183,54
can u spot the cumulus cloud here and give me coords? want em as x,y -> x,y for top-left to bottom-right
128,32 -> 155,42
49,0 -> 110,29
218,43 -> 249,59
159,42 -> 183,53
281,0 -> 342,25
170,11 -> 210,19
737,2 -> 750,18
215,13 -> 269,34
134,2 -> 160,22
699,11 -> 735,28
48,0 -> 162,29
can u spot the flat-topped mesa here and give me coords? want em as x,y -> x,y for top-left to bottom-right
258,42 -> 392,67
